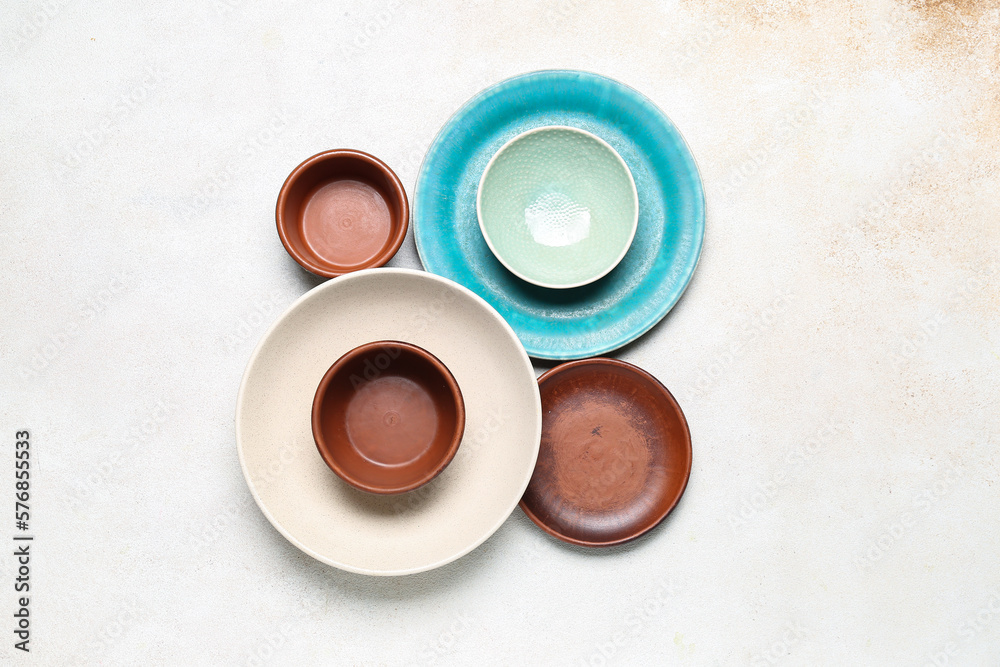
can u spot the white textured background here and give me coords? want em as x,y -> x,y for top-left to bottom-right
2,1 -> 999,665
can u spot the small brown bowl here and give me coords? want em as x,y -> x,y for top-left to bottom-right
311,341 -> 465,494
276,150 -> 408,278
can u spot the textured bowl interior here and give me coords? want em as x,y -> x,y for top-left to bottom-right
478,127 -> 637,288
313,341 -> 464,494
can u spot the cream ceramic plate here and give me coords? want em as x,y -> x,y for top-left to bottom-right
236,268 -> 541,576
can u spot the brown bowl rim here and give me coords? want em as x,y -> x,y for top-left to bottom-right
518,357 -> 692,547
276,149 -> 409,278
311,340 -> 465,494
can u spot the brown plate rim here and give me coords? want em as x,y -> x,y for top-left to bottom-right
518,357 -> 692,547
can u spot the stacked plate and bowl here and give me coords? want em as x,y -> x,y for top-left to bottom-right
237,70 -> 703,575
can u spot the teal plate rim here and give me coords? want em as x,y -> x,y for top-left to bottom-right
413,69 -> 705,360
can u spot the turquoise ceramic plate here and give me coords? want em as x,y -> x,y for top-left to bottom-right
414,70 -> 704,360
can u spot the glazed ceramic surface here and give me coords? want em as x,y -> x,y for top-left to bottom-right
312,340 -> 465,495
277,149 -> 408,278
477,126 -> 638,289
414,70 -> 704,359
520,358 -> 692,547
236,269 -> 541,575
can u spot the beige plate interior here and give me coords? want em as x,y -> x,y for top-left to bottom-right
236,268 -> 542,576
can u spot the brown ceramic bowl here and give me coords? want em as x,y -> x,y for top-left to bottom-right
519,358 -> 692,547
276,150 -> 409,278
312,341 -> 465,494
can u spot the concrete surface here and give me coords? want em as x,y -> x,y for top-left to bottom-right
2,0 -> 998,664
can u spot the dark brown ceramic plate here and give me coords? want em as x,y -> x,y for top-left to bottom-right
277,149 -> 408,278
519,358 -> 691,547
312,340 -> 465,494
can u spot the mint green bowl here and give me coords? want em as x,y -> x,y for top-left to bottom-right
476,126 -> 639,289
